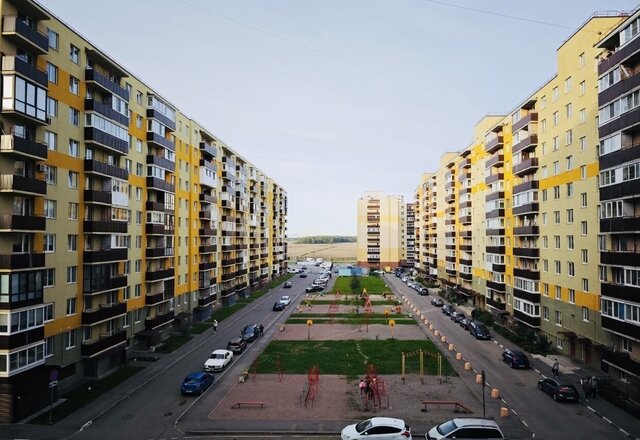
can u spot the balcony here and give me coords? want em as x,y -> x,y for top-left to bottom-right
485,191 -> 504,202
600,180 -> 640,202
459,272 -> 472,281
198,294 -> 216,307
146,108 -> 176,131
599,216 -> 640,233
487,280 -> 506,293
84,159 -> 128,180
601,316 -> 639,341
513,203 -> 539,216
601,282 -> 639,303
146,132 -> 175,151
84,99 -> 129,126
83,274 -> 127,294
512,134 -> 538,154
601,348 -> 640,378
146,201 -> 173,213
199,261 -> 216,271
145,267 -> 175,282
2,15 -> 48,54
81,330 -> 126,358
0,252 -> 44,270
459,244 -> 472,252
458,157 -> 471,170
486,296 -> 506,311
145,223 -> 171,235
0,212 -> 45,231
146,290 -> 175,306
458,171 -> 470,182
513,225 -> 539,236
146,247 -> 174,258
84,128 -> 128,155
199,244 -> 217,254
0,174 -> 46,195
146,177 -> 175,193
513,310 -> 540,328
492,263 -> 505,273
513,288 -> 540,303
601,251 -> 640,267
146,154 -> 175,172
1,55 -> 47,87
200,141 -> 217,158
459,215 -> 471,225
83,248 -> 128,264
485,246 -> 505,254
513,267 -> 540,280
82,302 -> 127,325
84,68 -> 129,100
145,311 -> 175,330
0,134 -> 47,160
83,220 -> 127,234
599,144 -> 640,170
84,189 -> 112,205
598,33 -> 640,75
445,193 -> 455,204
485,173 -> 503,185
512,112 -> 538,132
485,135 -> 503,154
486,208 -> 504,219
513,247 -> 539,258
513,157 -> 538,176
486,154 -> 504,169
199,227 -> 216,236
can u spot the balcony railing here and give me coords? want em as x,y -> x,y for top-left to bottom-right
83,248 -> 128,264
0,135 -> 47,160
81,302 -> 126,325
83,274 -> 127,294
84,68 -> 129,100
0,252 -> 45,270
1,55 -> 48,87
144,311 -> 175,330
513,247 -> 539,258
0,174 -> 46,195
83,220 -> 127,234
512,134 -> 538,154
81,330 -> 126,358
0,212 -> 45,231
145,267 -> 175,282
2,15 -> 48,54
146,154 -> 175,172
84,159 -> 128,180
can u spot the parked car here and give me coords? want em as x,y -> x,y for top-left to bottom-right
300,273 -> 308,278
442,304 -> 454,315
426,418 -> 504,439
502,349 -> 530,369
227,337 -> 247,354
450,310 -> 463,322
341,417 -> 412,440
284,281 -> 292,288
280,295 -> 291,306
458,316 -> 471,330
469,321 -> 491,340
418,287 -> 429,296
273,301 -> 285,311
431,297 -> 444,307
181,372 -> 214,396
204,349 -> 233,372
286,268 -> 298,274
306,285 -> 324,293
240,324 -> 259,342
538,378 -> 579,402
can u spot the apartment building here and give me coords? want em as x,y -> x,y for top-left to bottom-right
596,12 -> 640,385
414,13 -> 629,381
356,192 -> 407,270
0,0 -> 287,422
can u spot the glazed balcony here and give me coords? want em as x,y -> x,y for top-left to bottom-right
84,128 -> 128,155
513,310 -> 540,328
0,212 -> 45,231
146,177 -> 175,193
0,174 -> 46,195
198,294 -> 216,307
199,261 -> 217,271
146,290 -> 175,306
146,108 -> 176,132
1,15 -> 48,54
81,302 -> 126,325
492,263 -> 505,273
145,201 -> 173,213
146,132 -> 175,152
459,272 -> 472,281
83,220 -> 127,234
487,296 -> 506,311
513,180 -> 538,194
600,216 -> 640,233
199,227 -> 216,236
84,99 -> 129,126
598,34 -> 640,76
513,157 -> 538,176
81,330 -> 126,358
512,134 -> 538,154
600,180 -> 640,201
0,252 -> 44,270
486,154 -> 504,169
84,68 -> 129,100
513,225 -> 539,235
601,282 -> 638,303
83,274 -> 127,295
1,55 -> 47,87
513,247 -> 539,258
602,316 -> 640,343
145,310 -> 175,331
83,248 -> 128,264
485,135 -> 503,154
84,159 -> 128,180
145,223 -> 173,235
146,154 -> 175,173
0,135 -> 47,160
199,244 -> 217,254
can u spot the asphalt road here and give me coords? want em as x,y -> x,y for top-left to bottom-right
384,273 -> 631,440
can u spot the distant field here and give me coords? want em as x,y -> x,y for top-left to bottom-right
288,242 -> 357,262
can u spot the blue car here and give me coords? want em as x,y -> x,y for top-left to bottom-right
181,372 -> 214,396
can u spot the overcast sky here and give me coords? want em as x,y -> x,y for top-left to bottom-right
39,0 -> 638,237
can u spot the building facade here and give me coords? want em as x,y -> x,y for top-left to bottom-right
0,0 -> 286,422
414,13 -> 636,388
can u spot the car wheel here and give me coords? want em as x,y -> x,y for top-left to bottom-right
538,383 -> 543,390
553,393 -> 558,401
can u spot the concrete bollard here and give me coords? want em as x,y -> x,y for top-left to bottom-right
440,336 -> 446,343
476,374 -> 482,383
500,407 -> 509,418
448,343 -> 454,351
456,352 -> 462,360
464,362 -> 471,371
429,324 -> 434,330
434,330 -> 439,336
491,389 -> 500,399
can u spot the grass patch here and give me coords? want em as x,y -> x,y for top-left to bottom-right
30,366 -> 145,425
155,335 -> 192,353
189,322 -> 212,334
332,276 -> 389,294
287,312 -> 417,325
307,299 -> 397,306
254,340 -> 455,378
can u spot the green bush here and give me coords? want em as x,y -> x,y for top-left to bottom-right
492,324 -> 551,355
471,308 -> 493,326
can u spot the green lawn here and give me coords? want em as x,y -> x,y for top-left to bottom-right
307,299 -> 397,306
254,340 -> 455,378
287,312 -> 417,325
332,276 -> 389,294
155,335 -> 192,353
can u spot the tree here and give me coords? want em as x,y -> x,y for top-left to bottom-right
350,275 -> 361,294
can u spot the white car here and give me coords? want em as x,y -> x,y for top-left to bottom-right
425,418 -> 503,439
280,295 -> 291,306
342,417 -> 411,439
286,268 -> 298,274
203,349 -> 233,372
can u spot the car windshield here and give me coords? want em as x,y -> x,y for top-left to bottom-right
184,377 -> 199,384
354,420 -> 373,433
437,420 -> 458,435
479,325 -> 488,332
211,353 -> 224,359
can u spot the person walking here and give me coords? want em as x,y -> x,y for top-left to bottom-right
359,379 -> 366,397
212,319 -> 218,332
581,378 -> 592,401
551,358 -> 560,377
590,377 -> 598,398
259,324 -> 264,337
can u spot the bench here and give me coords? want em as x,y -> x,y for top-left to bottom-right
421,400 -> 472,413
231,401 -> 266,409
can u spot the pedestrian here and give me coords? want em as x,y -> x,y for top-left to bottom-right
212,319 -> 218,332
581,378 -> 592,401
259,324 -> 264,337
359,379 -> 366,397
590,377 -> 598,398
551,358 -> 559,377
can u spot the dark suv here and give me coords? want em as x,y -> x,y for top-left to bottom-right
227,337 -> 247,354
469,321 -> 491,340
442,304 -> 454,316
502,349 -> 530,368
241,324 -> 259,342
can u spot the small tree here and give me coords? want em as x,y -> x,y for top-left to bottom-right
350,275 -> 361,295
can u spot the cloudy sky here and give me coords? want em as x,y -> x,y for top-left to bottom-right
39,0 -> 638,237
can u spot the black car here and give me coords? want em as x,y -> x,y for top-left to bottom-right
305,285 -> 324,293
227,337 -> 247,354
538,378 -> 579,402
431,297 -> 444,307
502,349 -> 530,368
241,324 -> 259,342
442,304 -> 454,315
469,321 -> 491,340
300,273 -> 308,278
450,310 -> 463,322
418,287 -> 429,295
273,302 -> 285,311
284,281 -> 292,288
459,316 -> 471,330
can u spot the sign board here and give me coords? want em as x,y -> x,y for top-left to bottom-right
49,380 -> 58,388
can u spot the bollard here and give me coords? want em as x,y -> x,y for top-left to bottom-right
500,407 -> 509,418
476,374 -> 482,383
491,389 -> 500,399
434,330 -> 439,336
464,362 -> 471,370
456,352 -> 462,360
440,336 -> 446,343
429,324 -> 434,330
448,343 -> 454,351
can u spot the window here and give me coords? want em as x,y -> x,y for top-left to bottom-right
553,136 -> 559,151
581,221 -> 588,235
580,80 -> 586,96
542,189 -> 548,201
554,235 -> 561,249
543,306 -> 549,321
68,171 -> 78,188
555,286 -> 561,299
136,163 -> 143,176
44,165 -> 58,185
44,131 -> 57,151
46,63 -> 58,84
70,44 -> 80,63
554,211 -> 560,224
568,262 -> 575,277
553,161 -> 559,175
557,337 -> 563,350
582,278 -> 589,292
567,235 -> 574,250
581,192 -> 587,207
136,91 -> 142,105
541,166 -> 547,178
135,211 -> 142,225
68,235 -> 77,251
579,52 -> 585,68
552,86 -> 559,101
543,283 -> 549,296
581,249 -> 588,264
580,136 -> 586,151
43,234 -> 55,253
569,288 -> 575,303
565,129 -> 573,145
69,76 -> 79,95
136,139 -> 142,152
541,95 -> 546,109
43,268 -> 55,287
64,329 -> 76,350
582,307 -> 589,322
123,286 -> 131,300
46,97 -> 58,117
135,260 -> 141,273
542,212 -> 547,224
67,266 -> 77,283
68,202 -> 78,220
553,111 -> 559,126
44,199 -> 56,218
554,186 -> 560,199
135,187 -> 141,200
542,236 -> 548,248
135,284 -> 141,298
68,139 -> 79,157
566,182 -> 574,196
622,337 -> 633,352
579,108 -> 586,124
555,260 -> 561,274
66,298 -> 76,315
69,107 -> 79,126
541,119 -> 547,133
565,76 -> 572,92
543,259 -> 549,272
567,209 -> 574,224
136,235 -> 142,248
566,103 -> 573,119
47,28 -> 59,50
555,310 -> 562,326
136,115 -> 142,128
581,165 -> 587,179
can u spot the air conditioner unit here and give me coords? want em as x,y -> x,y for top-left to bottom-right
38,164 -> 49,172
